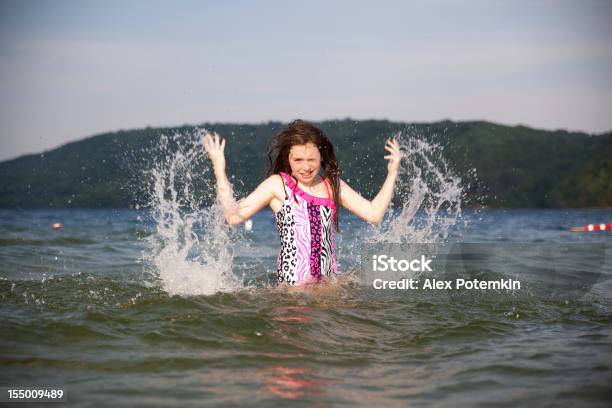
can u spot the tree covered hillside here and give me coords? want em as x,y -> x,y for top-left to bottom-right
1,120 -> 610,208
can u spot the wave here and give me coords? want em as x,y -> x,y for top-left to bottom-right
0,237 -> 98,246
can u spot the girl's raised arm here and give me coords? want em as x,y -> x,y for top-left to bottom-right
203,132 -> 281,225
339,138 -> 401,224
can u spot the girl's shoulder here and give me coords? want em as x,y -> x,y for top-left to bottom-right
267,174 -> 283,182
263,174 -> 286,198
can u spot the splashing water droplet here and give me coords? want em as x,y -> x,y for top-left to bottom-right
144,130 -> 242,296
371,131 -> 464,243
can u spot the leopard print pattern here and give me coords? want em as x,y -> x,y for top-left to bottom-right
275,204 -> 297,285
307,203 -> 322,280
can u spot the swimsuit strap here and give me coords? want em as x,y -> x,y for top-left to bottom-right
280,174 -> 288,199
322,177 -> 332,200
322,177 -> 337,215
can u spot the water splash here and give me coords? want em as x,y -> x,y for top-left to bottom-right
372,131 -> 464,243
145,130 -> 241,296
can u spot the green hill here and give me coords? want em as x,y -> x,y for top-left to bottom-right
1,120 -> 610,208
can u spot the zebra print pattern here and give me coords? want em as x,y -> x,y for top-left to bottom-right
319,205 -> 335,276
275,174 -> 337,285
291,196 -> 311,283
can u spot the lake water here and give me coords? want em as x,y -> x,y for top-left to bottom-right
1,208 -> 611,406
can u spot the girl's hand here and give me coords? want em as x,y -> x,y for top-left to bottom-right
384,138 -> 401,174
202,132 -> 226,171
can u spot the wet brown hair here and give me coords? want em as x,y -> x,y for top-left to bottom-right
267,120 -> 341,230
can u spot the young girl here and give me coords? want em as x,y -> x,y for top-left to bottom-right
203,120 -> 401,286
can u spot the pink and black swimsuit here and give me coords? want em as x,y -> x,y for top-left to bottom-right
275,172 -> 338,285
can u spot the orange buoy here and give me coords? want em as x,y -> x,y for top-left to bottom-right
570,223 -> 611,232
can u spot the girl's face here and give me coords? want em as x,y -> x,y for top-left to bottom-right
288,143 -> 321,185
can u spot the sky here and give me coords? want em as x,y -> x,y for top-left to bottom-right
0,0 -> 611,161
